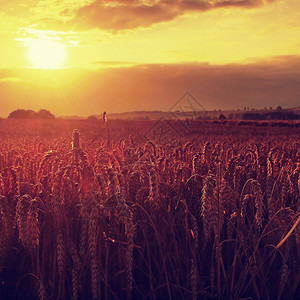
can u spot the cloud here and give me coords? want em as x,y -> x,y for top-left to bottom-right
72,1 -> 178,30
0,0 -> 278,32
0,55 -> 299,117
0,77 -> 21,82
92,61 -> 138,68
0,69 -> 22,83
68,0 -> 277,30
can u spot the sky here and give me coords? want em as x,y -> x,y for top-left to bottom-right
0,0 -> 300,117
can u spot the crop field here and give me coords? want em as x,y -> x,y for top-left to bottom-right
0,119 -> 300,300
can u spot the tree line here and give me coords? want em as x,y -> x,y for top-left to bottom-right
8,109 -> 55,119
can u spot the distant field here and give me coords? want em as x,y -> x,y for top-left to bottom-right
1,118 -> 300,139
0,118 -> 300,299
107,106 -> 300,121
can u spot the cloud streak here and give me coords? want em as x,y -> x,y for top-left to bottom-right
67,0 -> 277,30
0,55 -> 299,117
0,77 -> 21,82
0,0 -> 281,32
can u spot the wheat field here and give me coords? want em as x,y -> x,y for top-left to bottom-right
0,119 -> 300,300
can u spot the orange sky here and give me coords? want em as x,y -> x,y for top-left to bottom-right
0,0 -> 300,117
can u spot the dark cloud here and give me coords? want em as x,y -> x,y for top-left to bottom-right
73,1 -> 177,30
69,0 -> 277,30
1,55 -> 299,117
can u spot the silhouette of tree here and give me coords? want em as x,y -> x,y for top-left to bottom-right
36,109 -> 55,119
8,109 -> 34,119
8,109 -> 55,119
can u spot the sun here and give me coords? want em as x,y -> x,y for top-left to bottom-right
27,39 -> 66,69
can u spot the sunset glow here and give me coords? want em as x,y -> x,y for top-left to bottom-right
0,0 -> 299,116
27,39 -> 66,69
1,3 -> 300,297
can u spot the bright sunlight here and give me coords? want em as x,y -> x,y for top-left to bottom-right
27,39 -> 66,69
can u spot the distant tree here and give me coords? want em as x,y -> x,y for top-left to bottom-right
8,109 -> 34,119
8,109 -> 55,119
36,109 -> 55,119
277,106 -> 282,111
27,110 -> 36,118
218,114 -> 226,120
8,109 -> 22,118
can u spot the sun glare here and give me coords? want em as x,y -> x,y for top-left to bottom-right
27,39 -> 66,69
